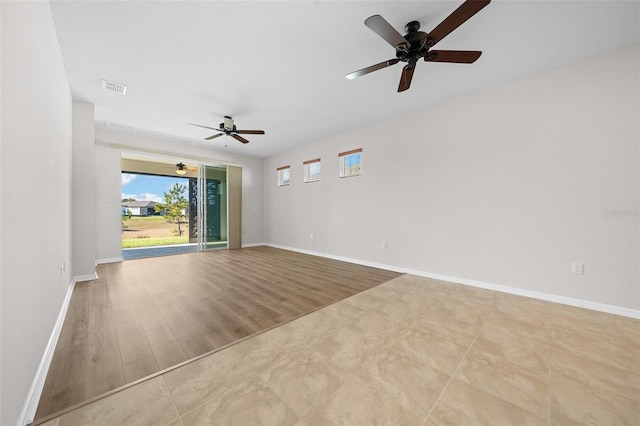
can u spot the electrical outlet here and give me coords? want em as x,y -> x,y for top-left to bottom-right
571,262 -> 584,274
61,261 -> 66,277
382,241 -> 388,250
310,233 -> 314,240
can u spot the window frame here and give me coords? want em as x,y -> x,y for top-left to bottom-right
276,165 -> 290,187
338,148 -> 362,178
303,158 -> 321,183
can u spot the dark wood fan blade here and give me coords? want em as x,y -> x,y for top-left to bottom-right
397,64 -> 415,92
232,134 -> 250,144
428,0 -> 491,47
188,122 -> 223,132
364,15 -> 410,49
425,50 -> 482,63
235,130 -> 265,135
346,58 -> 400,80
205,133 -> 224,140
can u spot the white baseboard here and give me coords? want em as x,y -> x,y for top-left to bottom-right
18,278 -> 78,426
266,243 -> 406,272
242,242 -> 267,248
583,300 -> 640,319
265,243 -> 640,320
73,272 -> 98,283
96,256 -> 124,264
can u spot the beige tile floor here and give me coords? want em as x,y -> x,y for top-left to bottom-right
38,274 -> 640,426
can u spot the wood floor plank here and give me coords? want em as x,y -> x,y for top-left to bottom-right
122,355 -> 160,383
149,290 -> 174,310
89,279 -> 110,309
86,348 -> 125,399
140,315 -> 189,370
172,324 -> 214,358
205,328 -> 238,349
118,334 -> 155,366
200,297 -> 258,339
158,302 -> 194,332
88,306 -> 118,355
55,283 -> 91,349
133,298 -> 161,320
35,343 -> 88,419
35,246 -> 401,420
113,307 -> 155,365
173,297 -> 227,336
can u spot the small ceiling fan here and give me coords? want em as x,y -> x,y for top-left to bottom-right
175,162 -> 196,175
346,0 -> 491,92
188,116 -> 265,144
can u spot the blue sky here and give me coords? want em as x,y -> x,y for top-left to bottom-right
121,173 -> 189,202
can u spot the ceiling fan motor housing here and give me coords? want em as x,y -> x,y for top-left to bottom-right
223,116 -> 234,131
189,116 -> 263,144
395,21 -> 430,64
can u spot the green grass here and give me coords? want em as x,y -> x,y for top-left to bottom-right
122,216 -> 170,227
125,215 -> 167,221
122,236 -> 189,248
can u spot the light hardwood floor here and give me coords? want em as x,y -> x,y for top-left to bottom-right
35,274 -> 639,425
34,246 -> 401,420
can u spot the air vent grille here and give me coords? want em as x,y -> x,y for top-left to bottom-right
101,79 -> 127,95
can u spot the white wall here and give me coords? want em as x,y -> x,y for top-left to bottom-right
0,2 -> 73,424
95,143 -> 124,262
265,44 -> 640,312
94,128 -> 265,262
72,101 -> 96,278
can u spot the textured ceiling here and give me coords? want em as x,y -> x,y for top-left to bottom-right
49,1 -> 640,158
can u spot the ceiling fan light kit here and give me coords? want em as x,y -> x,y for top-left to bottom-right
347,0 -> 491,92
188,116 -> 265,144
175,162 -> 196,175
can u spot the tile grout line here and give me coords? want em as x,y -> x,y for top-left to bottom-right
255,338 -> 317,422
262,375 -> 305,424
299,308 -> 381,421
299,361 -> 365,424
299,300 -> 415,423
161,366 -> 243,421
422,320 -> 484,425
161,374 -> 183,425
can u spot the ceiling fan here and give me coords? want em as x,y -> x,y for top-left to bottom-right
188,116 -> 265,144
346,0 -> 491,92
175,162 -> 196,175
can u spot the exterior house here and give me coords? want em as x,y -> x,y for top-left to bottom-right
122,200 -> 157,216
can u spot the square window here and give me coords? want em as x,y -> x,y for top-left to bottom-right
339,148 -> 362,178
277,166 -> 290,186
304,158 -> 321,183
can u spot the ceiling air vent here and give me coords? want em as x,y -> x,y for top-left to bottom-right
101,79 -> 127,95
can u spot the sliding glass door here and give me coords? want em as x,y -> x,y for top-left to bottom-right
197,165 -> 228,250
